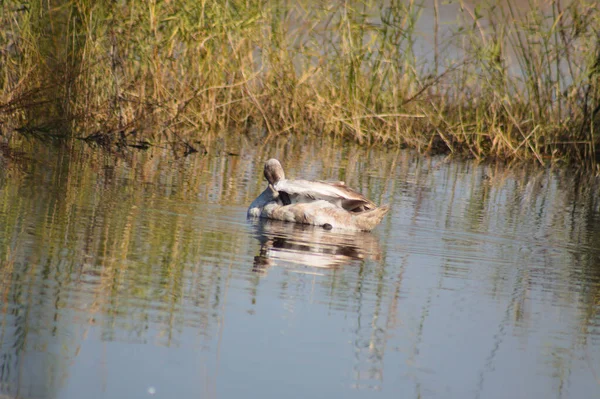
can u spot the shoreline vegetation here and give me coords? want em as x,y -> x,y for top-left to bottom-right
1,0 -> 599,168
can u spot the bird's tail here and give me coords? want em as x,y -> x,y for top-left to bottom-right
354,205 -> 390,231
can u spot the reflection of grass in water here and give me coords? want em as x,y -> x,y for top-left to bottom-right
0,137 -> 599,394
1,0 -> 600,165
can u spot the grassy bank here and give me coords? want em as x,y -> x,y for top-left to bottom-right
1,0 -> 599,167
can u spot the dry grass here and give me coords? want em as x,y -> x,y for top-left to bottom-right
1,0 -> 599,167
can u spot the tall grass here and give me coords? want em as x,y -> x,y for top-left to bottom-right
1,0 -> 599,166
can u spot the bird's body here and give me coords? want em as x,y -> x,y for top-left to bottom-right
248,159 -> 389,231
264,159 -> 376,212
247,185 -> 388,232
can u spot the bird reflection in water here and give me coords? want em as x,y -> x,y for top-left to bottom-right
249,218 -> 383,275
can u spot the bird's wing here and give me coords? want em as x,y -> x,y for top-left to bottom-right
275,179 -> 376,211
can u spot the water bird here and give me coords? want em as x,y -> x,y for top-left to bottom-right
248,159 -> 389,231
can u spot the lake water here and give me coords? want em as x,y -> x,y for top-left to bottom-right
0,136 -> 599,399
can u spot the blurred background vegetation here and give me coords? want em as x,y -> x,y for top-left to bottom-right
1,0 -> 600,166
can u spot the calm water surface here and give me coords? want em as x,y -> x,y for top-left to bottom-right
0,138 -> 599,399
